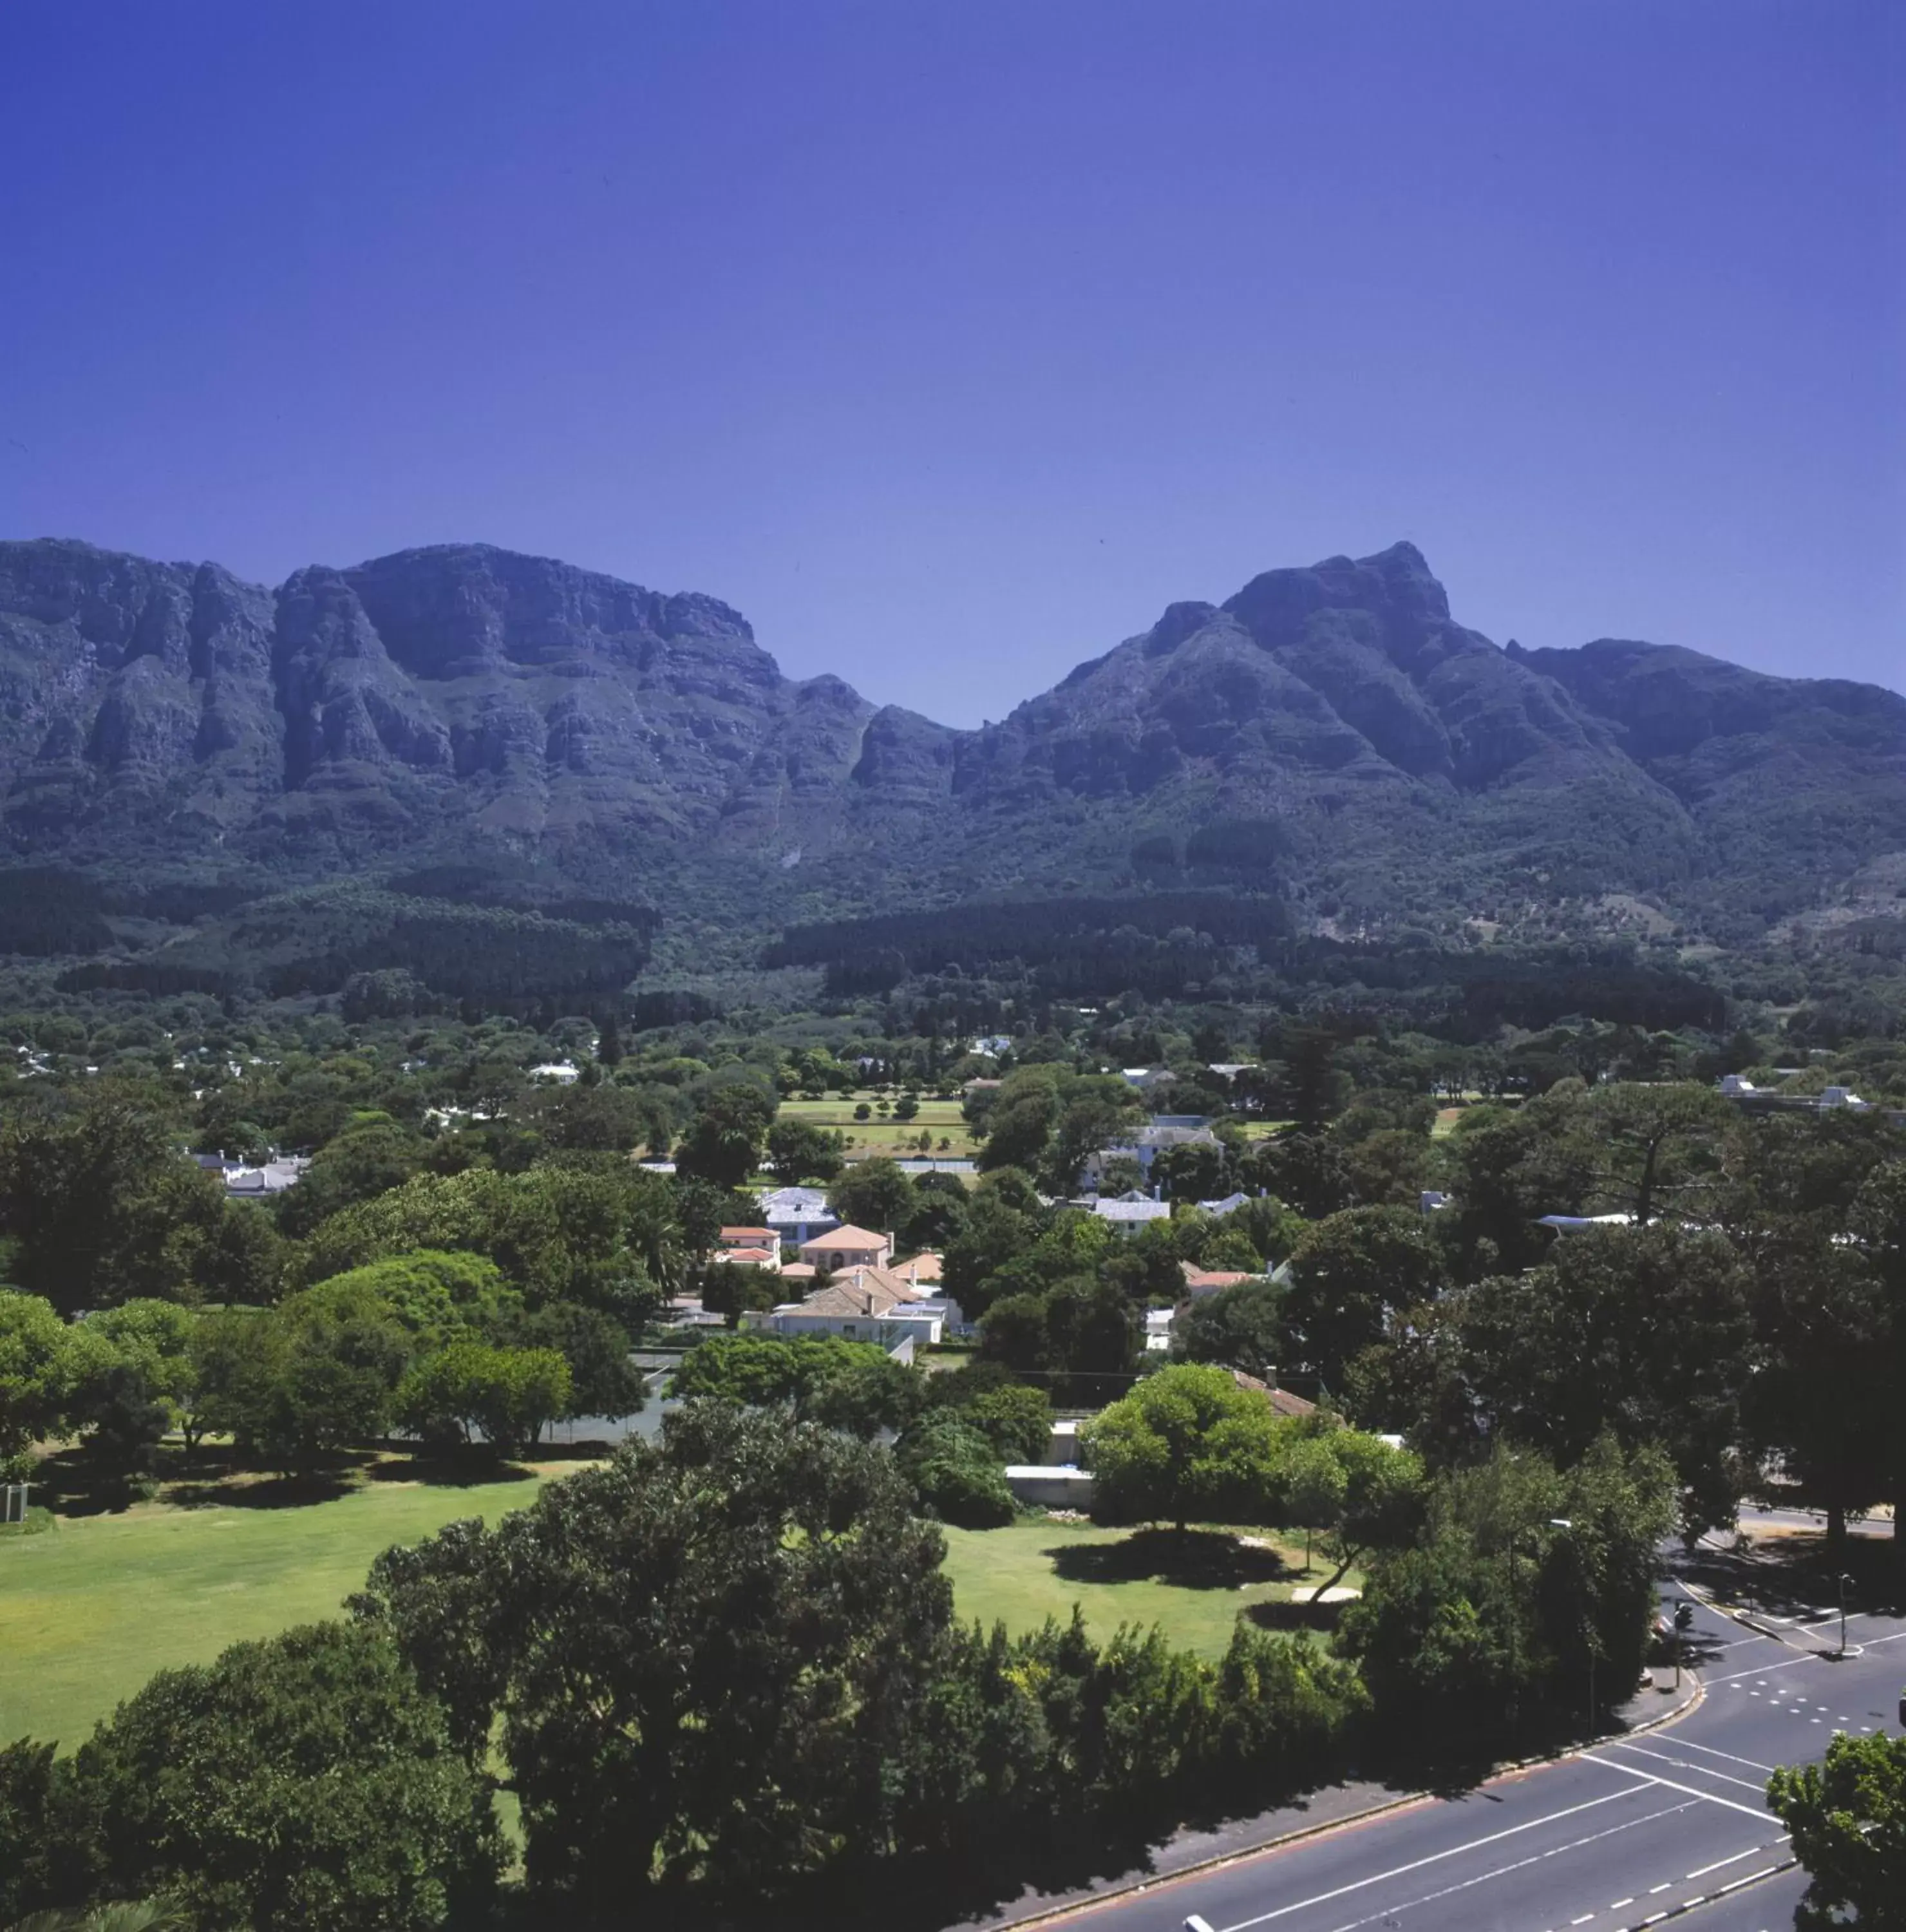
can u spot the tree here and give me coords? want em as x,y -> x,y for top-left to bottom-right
896,1413 -> 1015,1528
1281,1207 -> 1444,1395
0,1738 -> 98,1923
394,1343 -> 571,1457
827,1157 -> 916,1237
674,1084 -> 776,1188
666,1333 -> 917,1436
357,1406 -> 952,1910
300,1250 -> 522,1354
1769,1732 -> 1906,1929
0,1290 -> 75,1475
275,1117 -> 423,1238
1281,1436 -> 1347,1570
0,1094 -> 225,1314
1578,1081 -> 1732,1225
1175,1278 -> 1283,1379
73,1621 -> 500,1932
198,1296 -> 403,1476
698,1262 -> 782,1326
941,1192 -> 1038,1323
1084,1363 -> 1281,1534
765,1118 -> 844,1184
1340,1436 -> 1672,1756
506,1302 -> 644,1419
1457,1225 -> 1754,1537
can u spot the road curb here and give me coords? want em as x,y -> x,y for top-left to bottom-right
981,1671 -> 1706,1929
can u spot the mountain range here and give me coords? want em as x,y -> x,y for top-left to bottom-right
2,534 -> 1902,947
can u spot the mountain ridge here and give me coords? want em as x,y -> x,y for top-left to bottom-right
2,533 -> 1902,942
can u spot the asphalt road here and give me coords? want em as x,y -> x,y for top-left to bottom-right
1048,1577 -> 1906,1932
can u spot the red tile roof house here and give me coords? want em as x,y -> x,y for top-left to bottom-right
713,1226 -> 782,1271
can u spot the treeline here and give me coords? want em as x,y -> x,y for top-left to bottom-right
55,885 -> 657,1010
766,891 -> 1294,996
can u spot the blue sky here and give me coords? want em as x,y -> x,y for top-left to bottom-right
2,1 -> 1898,724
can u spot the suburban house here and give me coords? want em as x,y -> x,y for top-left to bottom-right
744,1264 -> 964,1347
712,1226 -> 782,1271
797,1224 -> 892,1269
1082,1119 -> 1218,1187
1090,1191 -> 1173,1233
758,1185 -> 838,1247
1144,1307 -> 1175,1353
1118,1066 -> 1175,1092
896,1250 -> 942,1285
197,1151 -> 311,1196
528,1059 -> 581,1085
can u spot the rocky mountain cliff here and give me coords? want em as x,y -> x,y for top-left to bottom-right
1,535 -> 1901,940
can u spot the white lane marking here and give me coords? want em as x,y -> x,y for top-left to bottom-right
1686,1842 -> 1779,1880
1305,1804 -> 1690,1932
1704,1625 -> 1906,1685
1611,1898 -> 1634,1909
1210,1786 -> 1654,1931
1653,1736 -> 1779,1775
1600,1741 -> 1770,1796
1648,1880 -> 1671,1892
1593,1758 -> 1773,1821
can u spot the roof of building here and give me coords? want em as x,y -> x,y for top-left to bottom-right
719,1226 -> 777,1240
1092,1193 -> 1173,1223
896,1251 -> 943,1283
782,1264 -> 923,1319
800,1224 -> 891,1251
712,1247 -> 778,1267
760,1186 -> 831,1212
1229,1369 -> 1317,1419
1182,1265 -> 1258,1293
1197,1192 -> 1252,1217
779,1262 -> 817,1280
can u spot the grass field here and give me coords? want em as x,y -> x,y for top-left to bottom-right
0,1469 -> 554,1749
775,1092 -> 979,1160
938,1518 -> 1351,1658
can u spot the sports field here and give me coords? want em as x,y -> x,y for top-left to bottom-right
774,1092 -> 979,1160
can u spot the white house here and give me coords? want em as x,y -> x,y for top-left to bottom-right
529,1060 -> 581,1086
1090,1191 -> 1173,1234
742,1264 -> 958,1346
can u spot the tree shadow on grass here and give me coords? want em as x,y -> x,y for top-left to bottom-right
365,1452 -> 539,1488
1047,1527 -> 1296,1592
162,1469 -> 359,1509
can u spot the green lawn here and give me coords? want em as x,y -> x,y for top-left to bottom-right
775,1092 -> 979,1161
0,1473 -> 549,1749
938,1518 -> 1348,1659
